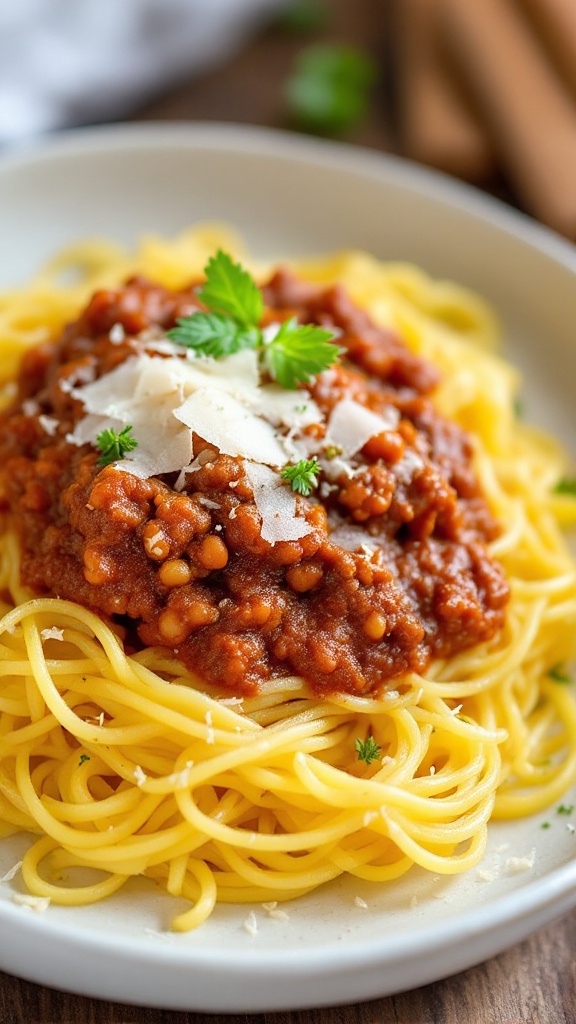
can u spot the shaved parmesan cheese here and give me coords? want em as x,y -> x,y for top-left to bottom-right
71,357 -> 140,420
66,347 -> 326,542
175,388 -> 287,467
243,462 -> 313,544
325,399 -> 397,458
253,383 -> 322,432
66,413 -> 120,448
133,355 -> 184,403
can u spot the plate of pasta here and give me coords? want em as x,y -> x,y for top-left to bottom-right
1,123 -> 576,1013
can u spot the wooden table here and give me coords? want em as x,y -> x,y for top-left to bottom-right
1,2 -> 575,1020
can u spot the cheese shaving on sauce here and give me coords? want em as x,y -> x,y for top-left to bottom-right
175,388 -> 287,466
325,398 -> 398,458
67,343 -> 402,545
243,461 -> 313,544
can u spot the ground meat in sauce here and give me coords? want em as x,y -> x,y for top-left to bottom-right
0,271 -> 510,696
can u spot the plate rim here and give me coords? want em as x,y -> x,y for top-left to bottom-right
2,119 -> 576,270
1,120 -> 576,1011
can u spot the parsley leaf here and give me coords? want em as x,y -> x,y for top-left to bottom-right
554,477 -> 576,496
281,457 -> 320,496
557,804 -> 574,815
168,312 -> 259,358
355,736 -> 381,765
548,663 -> 573,684
96,425 -> 138,467
286,43 -> 377,135
263,317 -> 342,389
197,249 -> 263,329
168,251 -> 341,390
78,753 -> 90,766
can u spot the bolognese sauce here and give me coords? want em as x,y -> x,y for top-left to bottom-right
0,269 -> 509,696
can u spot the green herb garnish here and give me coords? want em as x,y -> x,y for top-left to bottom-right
276,0 -> 328,34
557,804 -> 574,815
281,457 -> 320,496
167,250 -> 341,389
166,311 -> 259,359
285,43 -> 376,135
78,753 -> 90,766
541,821 -> 551,829
554,478 -> 576,495
263,317 -> 339,389
198,249 -> 264,327
355,735 -> 381,765
96,425 -> 138,467
548,664 -> 573,684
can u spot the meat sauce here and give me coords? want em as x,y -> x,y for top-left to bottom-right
0,272 -> 509,696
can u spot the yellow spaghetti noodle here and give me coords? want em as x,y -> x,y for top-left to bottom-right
0,225 -> 575,931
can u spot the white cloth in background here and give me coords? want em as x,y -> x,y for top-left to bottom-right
0,0 -> 286,145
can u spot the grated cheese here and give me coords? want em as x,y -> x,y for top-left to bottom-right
243,911 -> 258,937
40,626 -> 64,642
12,894 -> 50,912
261,900 -> 290,921
38,414 -> 59,436
505,849 -> 536,874
476,868 -> 494,882
0,861 -> 23,883
394,448 -> 425,487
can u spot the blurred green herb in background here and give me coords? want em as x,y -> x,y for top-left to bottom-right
276,0 -> 328,34
285,43 -> 377,135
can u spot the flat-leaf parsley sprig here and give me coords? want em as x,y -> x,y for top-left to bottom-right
167,250 -> 342,389
96,425 -> 138,467
281,457 -> 320,496
355,735 -> 381,765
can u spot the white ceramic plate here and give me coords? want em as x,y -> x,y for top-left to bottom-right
1,123 -> 576,1013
